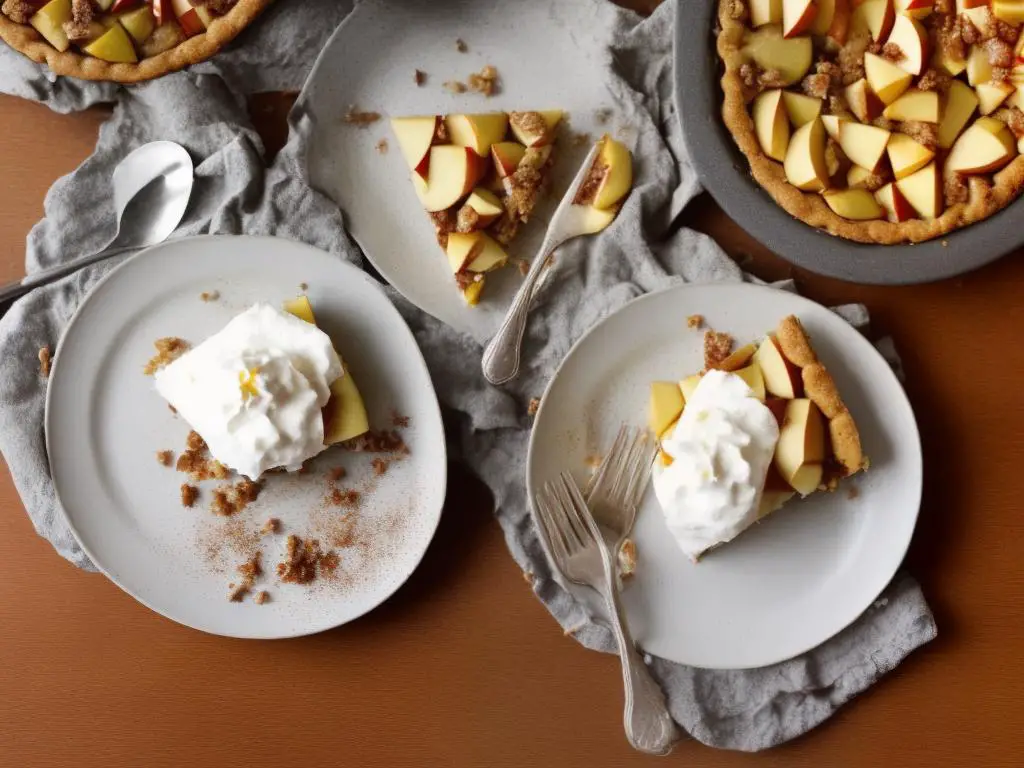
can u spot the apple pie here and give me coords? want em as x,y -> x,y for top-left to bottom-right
391,111 -> 562,305
648,315 -> 867,557
0,0 -> 271,83
718,0 -> 1024,243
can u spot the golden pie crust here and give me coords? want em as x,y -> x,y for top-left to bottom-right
717,0 -> 1024,244
0,0 -> 274,83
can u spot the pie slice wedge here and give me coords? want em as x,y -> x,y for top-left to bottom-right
390,110 -> 563,306
648,315 -> 868,560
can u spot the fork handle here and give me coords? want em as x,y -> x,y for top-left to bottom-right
601,549 -> 679,755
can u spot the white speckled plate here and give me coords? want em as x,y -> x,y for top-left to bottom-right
528,283 -> 922,669
46,236 -> 446,638
299,0 -> 622,341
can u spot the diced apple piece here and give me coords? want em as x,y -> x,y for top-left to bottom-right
864,52 -> 913,104
946,117 -> 1017,175
509,110 -> 562,147
836,121 -> 890,172
853,0 -> 895,41
886,14 -> 928,75
446,232 -> 483,274
733,364 -> 767,401
679,374 -> 703,402
896,0 -> 933,18
976,81 -> 1015,115
171,0 -> 205,36
391,116 -> 439,175
844,78 -> 883,122
718,343 -> 759,372
895,161 -> 942,218
82,23 -> 137,63
758,489 -> 797,519
783,0 -> 818,37
784,117 -> 830,191
966,45 -> 993,87
649,382 -> 685,437
29,0 -> 72,53
821,114 -> 845,140
875,181 -> 917,222
822,188 -> 884,220
887,132 -> 935,179
751,0 -> 784,26
932,39 -> 967,76
412,145 -> 486,212
774,399 -> 825,496
811,0 -> 836,34
882,89 -> 939,122
465,234 -> 509,273
753,89 -> 791,162
444,113 -> 509,156
461,278 -> 485,307
139,18 -> 184,57
491,141 -> 526,178
962,5 -> 995,35
753,336 -> 802,399
781,90 -> 822,127
846,164 -> 874,188
993,0 -> 1024,23
741,25 -> 813,86
575,203 -> 620,235
938,79 -> 980,149
464,188 -> 503,226
581,135 -> 633,209
117,5 -> 155,44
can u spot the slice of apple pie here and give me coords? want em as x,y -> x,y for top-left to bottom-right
390,110 -> 562,305
648,315 -> 867,560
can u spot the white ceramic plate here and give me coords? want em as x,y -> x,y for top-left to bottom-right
46,236 -> 447,639
527,283 -> 922,669
299,0 -> 621,341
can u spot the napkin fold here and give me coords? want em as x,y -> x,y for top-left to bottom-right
0,0 -> 935,751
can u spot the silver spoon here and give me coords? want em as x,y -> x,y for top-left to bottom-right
0,140 -> 194,305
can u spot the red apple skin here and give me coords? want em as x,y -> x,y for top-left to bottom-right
111,0 -> 142,11
152,0 -> 172,25
765,398 -> 788,428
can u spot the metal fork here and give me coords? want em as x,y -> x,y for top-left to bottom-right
585,425 -> 655,550
535,472 -> 679,755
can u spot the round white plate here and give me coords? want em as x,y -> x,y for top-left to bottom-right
299,0 -> 622,341
527,283 -> 922,669
46,236 -> 447,639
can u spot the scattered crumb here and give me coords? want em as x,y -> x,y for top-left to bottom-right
703,330 -> 734,370
942,240 -> 949,247
618,539 -> 637,578
570,131 -> 591,147
375,138 -> 388,154
595,108 -> 612,124
180,484 -> 198,508
343,106 -> 382,126
186,431 -> 206,451
444,80 -> 467,93
144,337 -> 190,375
329,466 -> 347,483
455,37 -> 468,52
528,397 -> 541,416
299,282 -> 309,292
371,458 -> 389,476
156,450 -> 173,467
584,454 -> 602,469
329,488 -> 361,508
277,535 -> 339,585
176,431 -> 230,482
237,552 -> 262,585
254,590 -> 270,605
516,258 -> 530,276
261,518 -> 281,535
341,429 -> 409,454
391,411 -> 410,428
687,314 -> 704,329
228,584 -> 249,602
847,485 -> 860,500
38,345 -> 51,378
199,290 -> 220,302
467,65 -> 499,97
414,69 -> 426,86
211,477 -> 263,517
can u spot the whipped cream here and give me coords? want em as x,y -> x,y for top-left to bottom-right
154,303 -> 343,480
652,369 -> 781,560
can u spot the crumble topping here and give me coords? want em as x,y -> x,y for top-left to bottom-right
573,156 -> 609,206
341,429 -> 409,454
594,108 -> 612,125
509,111 -> 549,143
329,466 -> 347,483
901,121 -> 938,151
199,291 -> 220,302
2,0 -> 35,24
277,535 -> 339,585
414,69 -> 426,86
253,590 -> 270,605
687,314 -> 704,330
429,209 -> 454,249
455,37 -> 468,53
260,518 -> 281,535
343,106 -> 381,126
703,330 -> 734,370
228,584 -> 248,602
375,138 -> 388,154
371,458 -> 389,476
467,65 -> 499,96
527,397 -> 541,416
38,345 -> 51,378
391,411 -> 410,428
156,450 -> 173,467
144,338 -> 190,375
210,477 -> 263,517
444,80 -> 467,94
63,0 -> 95,43
456,204 -> 481,233
176,431 -> 229,482
329,488 -> 361,507
299,282 -> 309,292
618,538 -> 637,578
180,484 -> 198,508
880,42 -> 902,62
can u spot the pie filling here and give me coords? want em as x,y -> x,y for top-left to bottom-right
647,315 -> 867,560
2,0 -> 239,64
718,0 -> 1024,243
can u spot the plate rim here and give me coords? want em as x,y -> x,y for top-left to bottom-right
526,281 -> 923,669
672,0 -> 1017,286
44,234 -> 448,640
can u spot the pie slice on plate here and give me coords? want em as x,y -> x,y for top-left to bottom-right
390,110 -> 562,306
648,314 -> 868,560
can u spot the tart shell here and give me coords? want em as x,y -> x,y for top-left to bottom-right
717,0 -> 1024,244
0,0 -> 274,84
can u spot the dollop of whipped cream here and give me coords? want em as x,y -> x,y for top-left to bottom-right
154,303 -> 343,480
652,369 -> 781,560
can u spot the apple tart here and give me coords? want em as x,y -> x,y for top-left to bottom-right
718,0 -> 1024,243
391,111 -> 562,305
648,315 -> 867,547
0,0 -> 272,82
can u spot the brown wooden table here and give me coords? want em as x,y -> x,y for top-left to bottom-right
2,6 -> 1024,766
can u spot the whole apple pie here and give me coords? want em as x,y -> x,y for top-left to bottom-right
0,0 -> 271,82
718,0 -> 1024,243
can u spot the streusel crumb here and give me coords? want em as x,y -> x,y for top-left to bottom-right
467,65 -> 499,96
228,584 -> 248,602
687,314 -> 704,329
371,458 -> 389,476
199,290 -> 220,302
180,484 -> 198,508
157,450 -> 174,467
703,330 -> 734,370
254,591 -> 270,605
38,345 -> 51,378
444,80 -> 467,93
528,397 -> 541,416
375,138 -> 389,154
261,518 -> 281,535
144,337 -> 190,375
455,37 -> 468,52
414,69 -> 426,86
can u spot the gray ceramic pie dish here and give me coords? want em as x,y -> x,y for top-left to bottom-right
673,1 -> 1019,285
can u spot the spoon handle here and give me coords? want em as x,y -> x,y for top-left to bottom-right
0,243 -> 139,305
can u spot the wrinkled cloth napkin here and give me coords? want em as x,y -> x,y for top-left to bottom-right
0,0 -> 936,751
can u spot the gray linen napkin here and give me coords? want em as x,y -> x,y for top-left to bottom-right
0,0 -> 936,751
